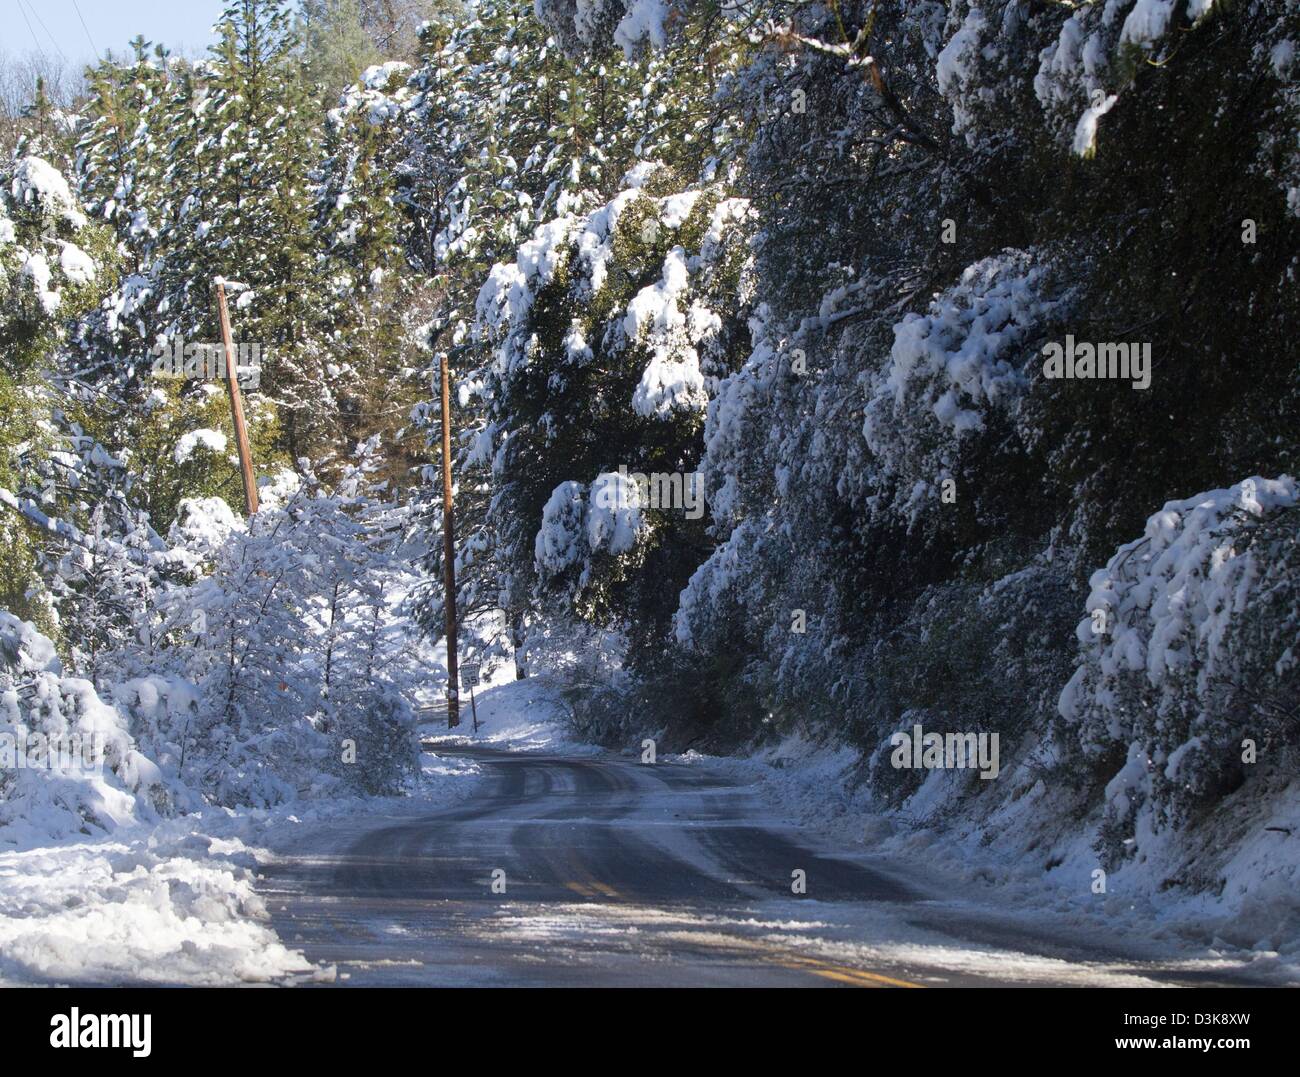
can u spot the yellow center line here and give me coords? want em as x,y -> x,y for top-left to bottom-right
805,967 -> 883,987
551,854 -> 919,986
562,847 -> 628,903
779,957 -> 923,989
687,933 -> 924,989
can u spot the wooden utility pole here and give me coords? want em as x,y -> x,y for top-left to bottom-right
214,279 -> 259,516
439,350 -> 460,729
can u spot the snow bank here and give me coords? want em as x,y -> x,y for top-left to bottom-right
0,825 -> 316,985
423,676 -> 592,753
0,618 -> 322,985
682,730 -> 1300,983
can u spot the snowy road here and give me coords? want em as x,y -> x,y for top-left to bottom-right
257,748 -> 1269,987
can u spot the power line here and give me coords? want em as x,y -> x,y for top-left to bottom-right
13,0 -> 49,65
17,0 -> 67,64
71,0 -> 101,59
27,0 -> 69,64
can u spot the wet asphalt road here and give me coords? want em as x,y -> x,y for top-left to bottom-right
256,747 -> 1267,988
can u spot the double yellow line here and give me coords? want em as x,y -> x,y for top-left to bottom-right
774,952 -> 923,989
707,933 -> 923,988
556,850 -> 922,988
564,878 -> 625,900
563,847 -> 627,901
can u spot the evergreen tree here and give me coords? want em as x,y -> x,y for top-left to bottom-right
300,0 -> 382,101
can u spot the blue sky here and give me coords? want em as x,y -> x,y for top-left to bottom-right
6,0 -> 228,65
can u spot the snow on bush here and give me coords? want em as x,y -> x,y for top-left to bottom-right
0,613 -> 169,849
535,481 -> 588,577
574,188 -> 642,294
1033,0 -> 1227,156
154,478 -> 419,807
935,3 -> 990,143
9,156 -> 86,227
534,472 -> 649,587
586,470 -> 646,554
1253,9 -> 1300,217
57,239 -> 96,285
164,496 -> 245,575
173,428 -> 229,466
861,249 -> 1062,521
477,177 -> 741,418
331,61 -> 412,127
1,451 -> 421,824
626,246 -> 710,417
533,0 -> 671,56
1,155 -> 103,335
694,301 -> 794,532
1059,475 -> 1300,866
477,215 -> 578,347
934,0 -> 1056,150
472,171 -> 751,624
613,0 -> 673,55
673,517 -> 766,649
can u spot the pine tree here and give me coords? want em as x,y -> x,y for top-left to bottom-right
300,0 -> 382,102
0,151 -> 117,629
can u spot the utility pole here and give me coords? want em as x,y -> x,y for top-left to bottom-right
214,279 -> 259,516
439,350 -> 460,729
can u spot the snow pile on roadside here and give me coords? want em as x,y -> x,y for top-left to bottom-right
0,737 -> 495,987
0,821 -> 318,986
0,593 -> 483,985
677,735 -> 879,849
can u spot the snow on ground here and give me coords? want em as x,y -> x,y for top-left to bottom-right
0,747 -> 485,986
675,734 -> 1300,985
8,654 -> 1293,986
420,673 -> 600,755
0,818 -> 315,986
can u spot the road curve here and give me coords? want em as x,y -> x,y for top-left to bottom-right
256,747 -> 1265,987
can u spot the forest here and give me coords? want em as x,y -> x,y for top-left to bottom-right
1,0 -> 1297,907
